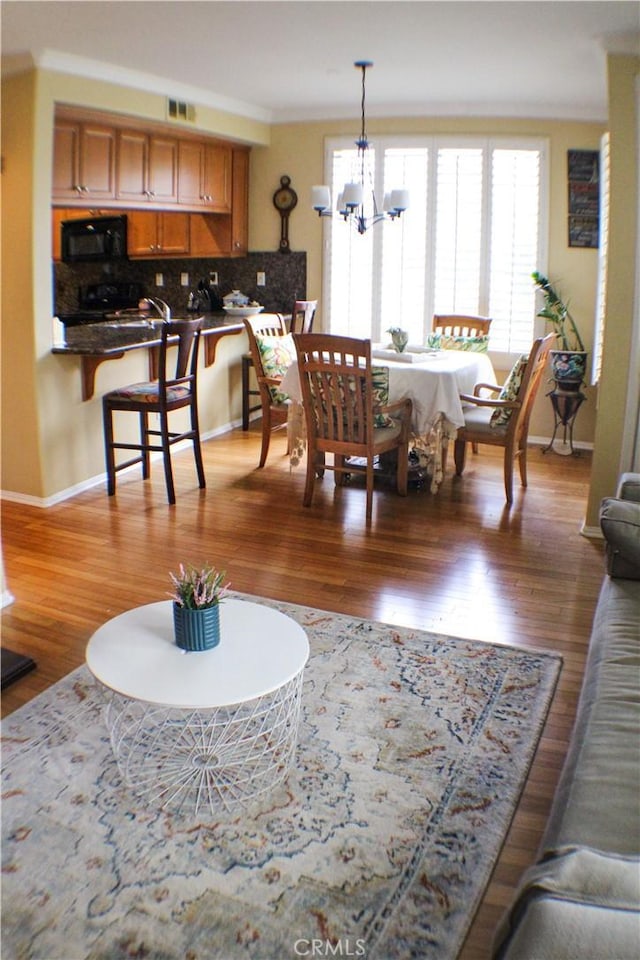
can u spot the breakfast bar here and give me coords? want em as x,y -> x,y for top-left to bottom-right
52,313 -> 245,400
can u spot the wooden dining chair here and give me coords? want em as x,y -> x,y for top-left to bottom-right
241,301 -> 316,430
432,314 -> 493,337
243,313 -> 293,467
293,333 -> 413,521
453,333 -> 555,504
290,299 -> 318,335
102,317 -> 205,504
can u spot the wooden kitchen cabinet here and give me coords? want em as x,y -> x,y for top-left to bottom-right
53,121 -> 116,202
178,141 -> 231,212
52,109 -> 251,259
230,148 -> 249,257
189,213 -> 232,257
116,132 -> 179,206
127,210 -> 190,257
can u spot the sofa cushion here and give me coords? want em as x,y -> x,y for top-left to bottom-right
618,472 -> 640,502
495,895 -> 640,960
600,497 -> 640,580
540,575 -> 640,857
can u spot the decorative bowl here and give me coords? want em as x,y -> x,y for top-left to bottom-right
222,304 -> 264,318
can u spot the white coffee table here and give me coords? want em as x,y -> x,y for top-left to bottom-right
86,598 -> 309,815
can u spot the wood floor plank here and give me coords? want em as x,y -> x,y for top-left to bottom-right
1,429 -> 604,958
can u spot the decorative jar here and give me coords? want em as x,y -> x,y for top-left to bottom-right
173,603 -> 220,652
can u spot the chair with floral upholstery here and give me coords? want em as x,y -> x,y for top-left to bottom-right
453,333 -> 555,504
243,313 -> 294,467
293,333 -> 413,522
102,317 -> 205,504
429,314 -> 492,355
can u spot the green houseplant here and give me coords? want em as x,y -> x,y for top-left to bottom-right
169,563 -> 228,651
532,271 -> 587,388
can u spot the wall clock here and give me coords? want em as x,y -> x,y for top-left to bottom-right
273,175 -> 298,253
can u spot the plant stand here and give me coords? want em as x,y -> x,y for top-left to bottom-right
543,387 -> 586,457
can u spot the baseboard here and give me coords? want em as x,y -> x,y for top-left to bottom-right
528,435 -> 594,452
1,589 -> 15,609
580,521 -> 604,540
1,421 -> 238,508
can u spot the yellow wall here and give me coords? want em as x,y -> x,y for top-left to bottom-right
585,54 -> 640,528
2,64 -> 625,504
1,72 -> 42,495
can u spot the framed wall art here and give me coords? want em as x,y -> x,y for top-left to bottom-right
567,149 -> 600,248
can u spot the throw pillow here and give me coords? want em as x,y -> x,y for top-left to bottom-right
255,333 -> 296,404
427,332 -> 490,353
490,354 -> 528,427
371,365 -> 392,427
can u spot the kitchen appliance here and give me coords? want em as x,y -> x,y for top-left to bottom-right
61,215 -> 128,264
56,282 -> 145,326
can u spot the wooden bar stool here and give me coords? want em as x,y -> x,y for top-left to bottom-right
102,318 -> 205,504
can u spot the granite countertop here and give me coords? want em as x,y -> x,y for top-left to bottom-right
52,312 -> 244,355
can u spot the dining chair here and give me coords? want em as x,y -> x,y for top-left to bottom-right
290,299 -> 318,335
102,317 -> 205,504
243,313 -> 293,467
241,301 -> 316,430
293,333 -> 413,521
432,314 -> 493,337
453,333 -> 555,504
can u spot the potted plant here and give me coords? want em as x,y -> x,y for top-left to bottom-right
386,327 -> 409,353
169,562 -> 229,651
532,271 -> 587,390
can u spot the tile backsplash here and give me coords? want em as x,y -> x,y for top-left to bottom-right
54,251 -> 308,315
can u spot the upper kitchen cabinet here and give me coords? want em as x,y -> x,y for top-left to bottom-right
116,132 -> 179,206
127,211 -> 190,257
230,148 -> 249,257
178,141 -> 231,212
53,121 -> 116,202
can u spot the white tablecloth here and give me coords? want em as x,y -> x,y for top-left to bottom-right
379,349 -> 496,435
280,348 -> 496,491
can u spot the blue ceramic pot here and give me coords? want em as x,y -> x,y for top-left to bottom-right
550,350 -> 588,390
173,603 -> 220,651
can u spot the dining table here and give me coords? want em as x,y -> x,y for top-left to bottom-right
280,345 -> 497,492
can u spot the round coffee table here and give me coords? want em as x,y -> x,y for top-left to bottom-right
86,599 -> 309,815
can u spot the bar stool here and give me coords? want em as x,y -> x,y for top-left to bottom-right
102,318 -> 205,504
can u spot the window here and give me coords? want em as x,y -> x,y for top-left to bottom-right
592,133 -> 609,385
324,136 -> 548,356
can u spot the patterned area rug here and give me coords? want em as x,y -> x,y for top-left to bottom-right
1,594 -> 561,960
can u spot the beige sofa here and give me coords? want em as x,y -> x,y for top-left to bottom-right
493,473 -> 640,959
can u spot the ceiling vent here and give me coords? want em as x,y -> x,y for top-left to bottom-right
167,98 -> 196,123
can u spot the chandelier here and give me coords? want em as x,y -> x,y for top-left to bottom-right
311,61 -> 409,234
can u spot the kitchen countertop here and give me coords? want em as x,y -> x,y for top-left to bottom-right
53,312 -> 243,355
52,312 -> 246,400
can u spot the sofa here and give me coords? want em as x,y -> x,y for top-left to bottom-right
493,472 -> 640,959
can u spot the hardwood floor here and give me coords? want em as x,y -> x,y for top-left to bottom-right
1,425 -> 605,958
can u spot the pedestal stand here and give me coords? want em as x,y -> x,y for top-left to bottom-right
543,387 -> 585,457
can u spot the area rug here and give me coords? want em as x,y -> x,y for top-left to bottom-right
1,593 -> 561,960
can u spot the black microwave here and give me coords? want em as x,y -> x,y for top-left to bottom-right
61,215 -> 128,263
